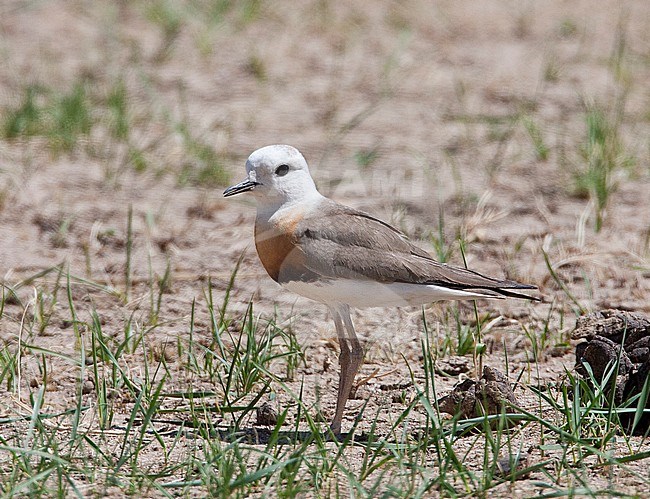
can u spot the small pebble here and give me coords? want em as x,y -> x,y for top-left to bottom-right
82,380 -> 95,394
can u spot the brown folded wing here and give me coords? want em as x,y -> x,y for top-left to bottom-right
293,200 -> 538,300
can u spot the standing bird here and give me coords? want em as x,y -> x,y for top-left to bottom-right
224,145 -> 538,434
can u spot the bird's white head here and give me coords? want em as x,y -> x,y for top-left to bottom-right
223,145 -> 321,208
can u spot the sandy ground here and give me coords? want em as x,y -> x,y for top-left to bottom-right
1,0 -> 650,495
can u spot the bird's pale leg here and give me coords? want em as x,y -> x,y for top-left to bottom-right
329,304 -> 365,434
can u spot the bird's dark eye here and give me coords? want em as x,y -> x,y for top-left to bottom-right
275,164 -> 290,176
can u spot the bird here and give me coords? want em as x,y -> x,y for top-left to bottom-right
223,144 -> 538,434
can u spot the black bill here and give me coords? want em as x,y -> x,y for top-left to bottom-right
223,178 -> 260,197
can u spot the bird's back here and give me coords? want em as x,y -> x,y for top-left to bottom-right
254,197 -> 537,306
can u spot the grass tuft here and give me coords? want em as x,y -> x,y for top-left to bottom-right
3,83 -> 91,153
573,104 -> 635,232
522,115 -> 549,161
176,123 -> 230,187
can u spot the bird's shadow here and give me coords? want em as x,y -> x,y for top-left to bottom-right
213,426 -> 368,445
149,419 -> 368,445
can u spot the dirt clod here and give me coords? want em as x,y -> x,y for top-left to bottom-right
256,402 -> 279,426
437,366 -> 519,419
496,447 -> 534,480
435,356 -> 471,376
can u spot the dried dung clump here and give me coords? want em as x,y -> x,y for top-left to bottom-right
573,309 -> 650,434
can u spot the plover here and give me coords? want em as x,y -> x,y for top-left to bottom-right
224,144 -> 538,433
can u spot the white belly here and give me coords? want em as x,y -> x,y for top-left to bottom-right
283,278 -> 495,308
